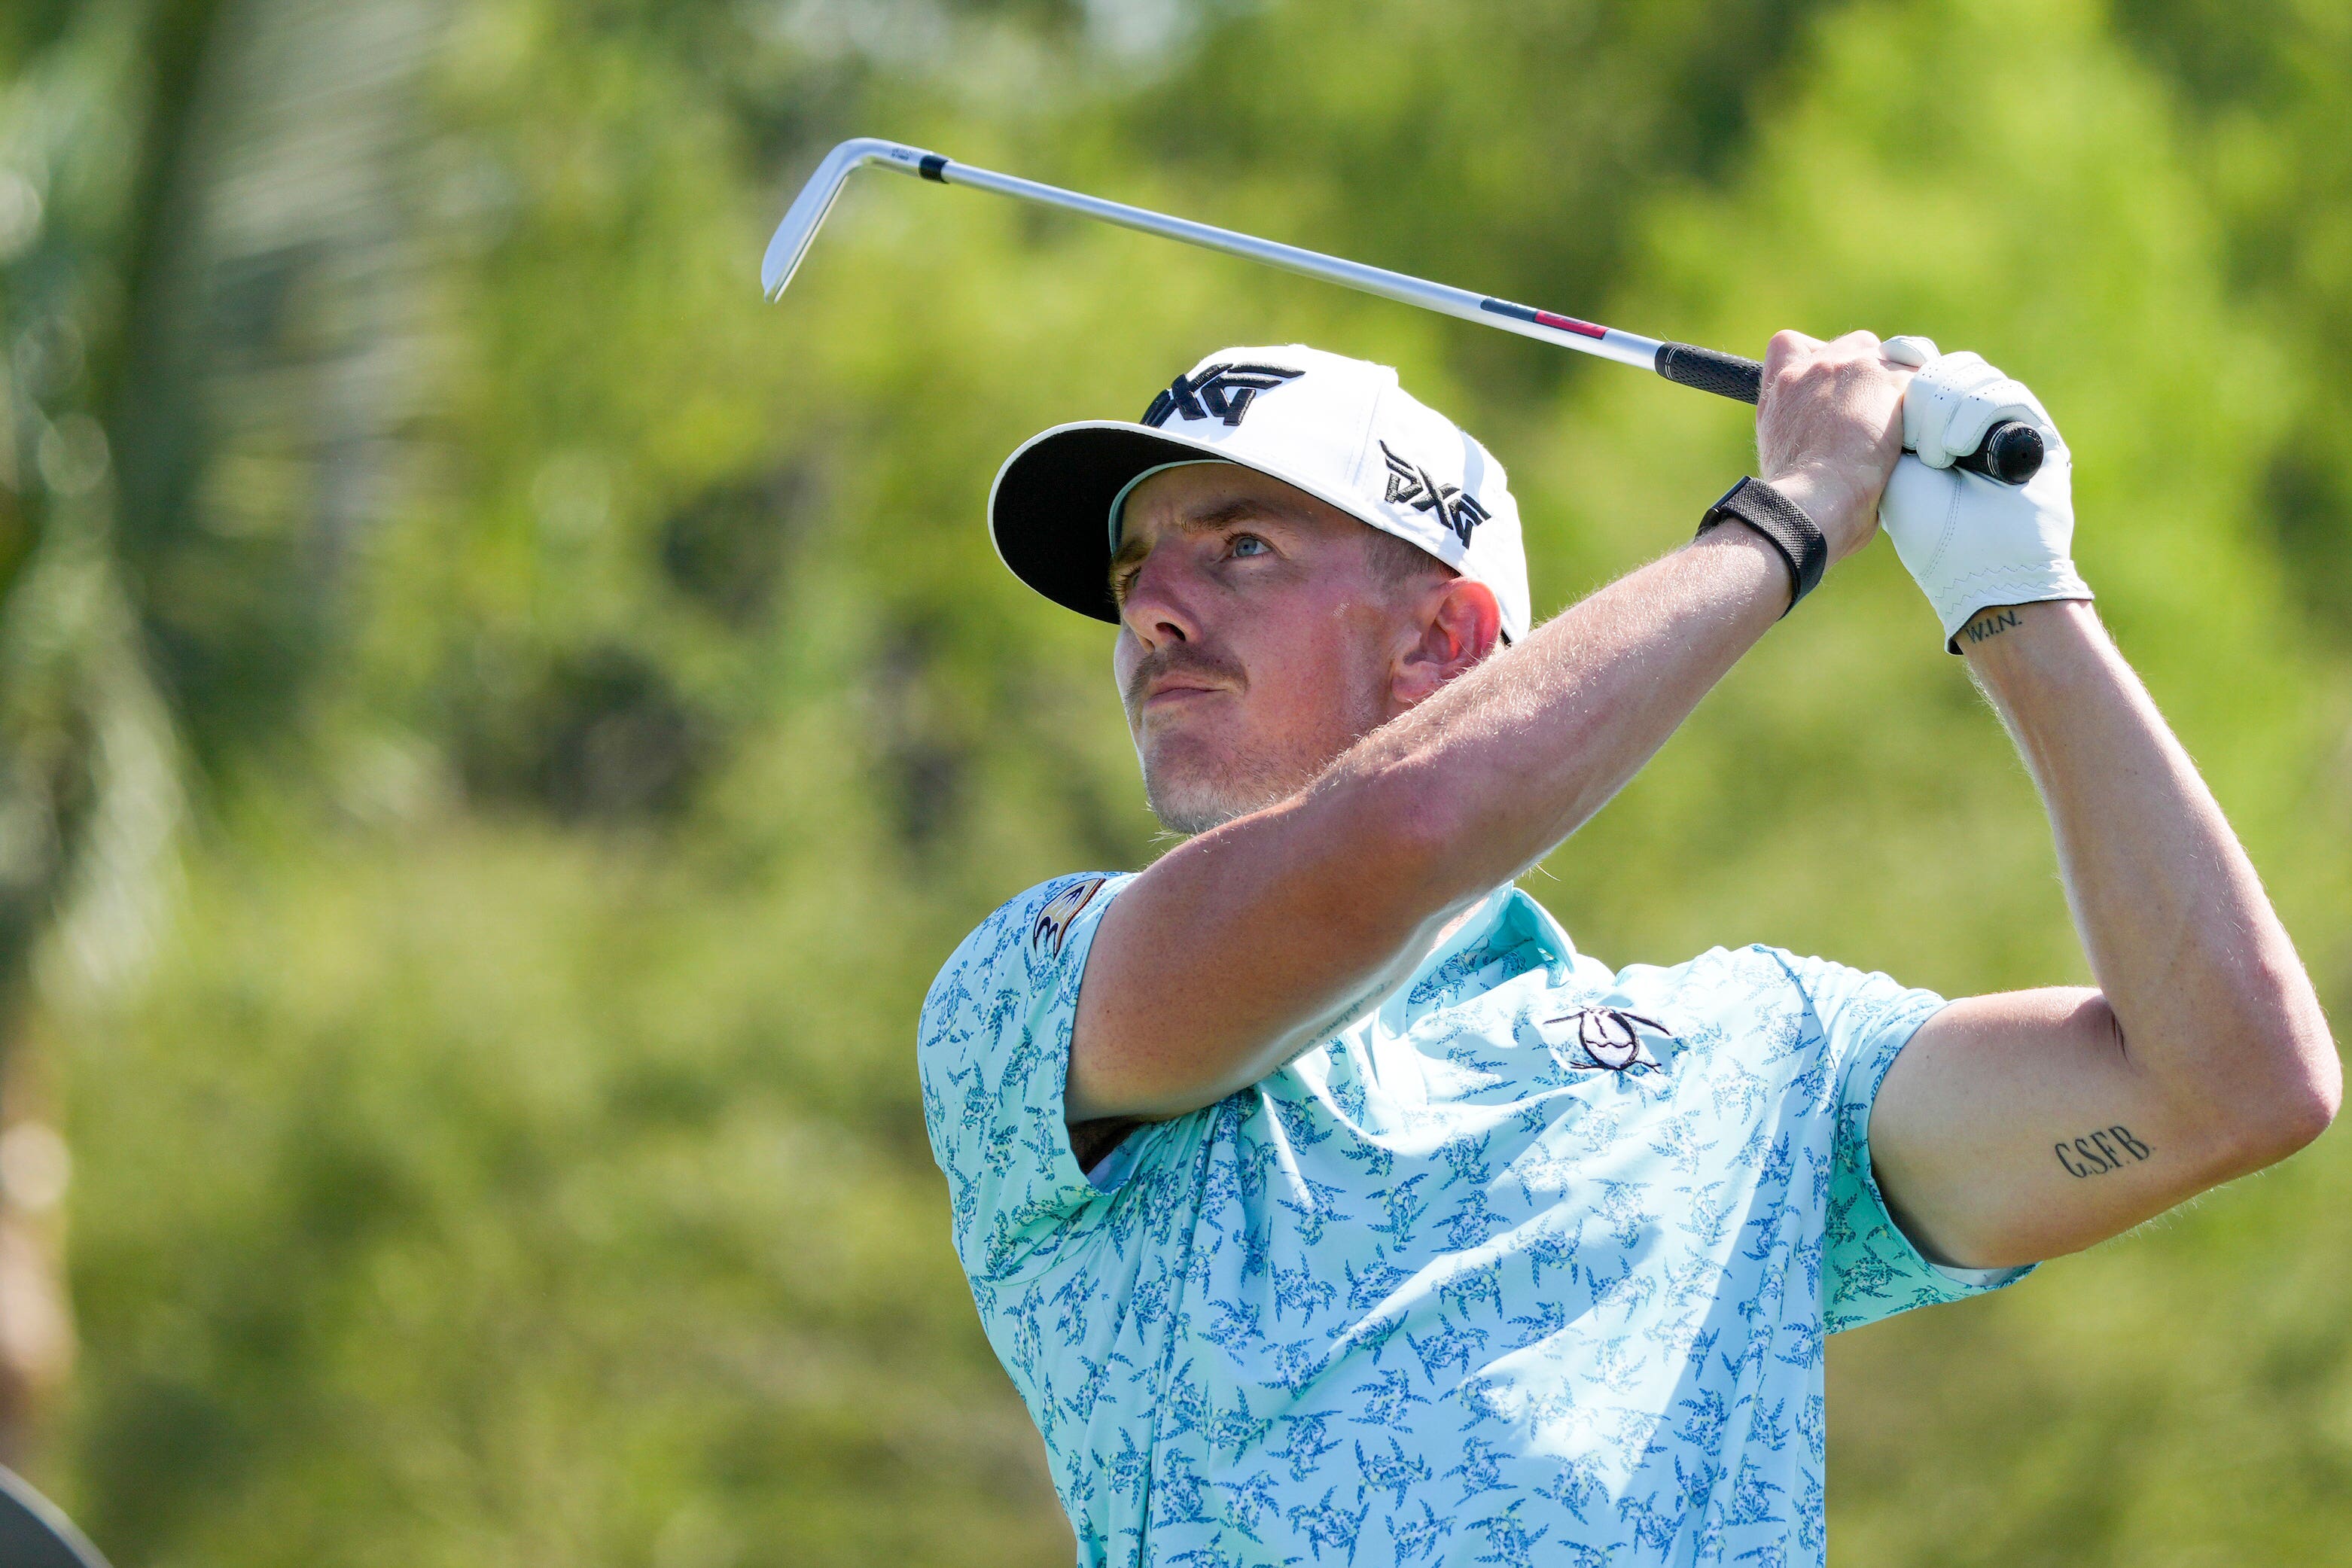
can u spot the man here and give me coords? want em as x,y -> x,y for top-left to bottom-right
918,333 -> 2337,1565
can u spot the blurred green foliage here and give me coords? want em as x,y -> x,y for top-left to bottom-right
2,0 -> 2350,1563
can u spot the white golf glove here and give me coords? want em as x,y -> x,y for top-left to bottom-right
1877,336 -> 2092,651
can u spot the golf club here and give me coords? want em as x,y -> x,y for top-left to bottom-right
761,138 -> 2045,485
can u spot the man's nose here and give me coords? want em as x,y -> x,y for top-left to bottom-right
1119,549 -> 1200,648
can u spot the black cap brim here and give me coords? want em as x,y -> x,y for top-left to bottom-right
988,422 -> 1243,626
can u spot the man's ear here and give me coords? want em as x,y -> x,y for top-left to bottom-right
1391,577 -> 1503,708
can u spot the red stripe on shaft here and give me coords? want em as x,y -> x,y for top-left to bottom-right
1533,310 -> 1606,339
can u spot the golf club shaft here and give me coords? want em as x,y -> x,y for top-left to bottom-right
763,139 -> 2043,483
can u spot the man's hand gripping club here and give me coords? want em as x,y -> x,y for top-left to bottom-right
1877,336 -> 2093,650
1750,327 -> 1917,564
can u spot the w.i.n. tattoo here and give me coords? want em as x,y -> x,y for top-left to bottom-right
1960,607 -> 2023,646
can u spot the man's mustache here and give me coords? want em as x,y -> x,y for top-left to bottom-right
1123,645 -> 1248,717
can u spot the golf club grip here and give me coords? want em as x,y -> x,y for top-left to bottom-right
1654,341 -> 1764,403
1653,341 -> 2045,484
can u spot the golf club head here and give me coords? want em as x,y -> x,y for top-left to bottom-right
0,1466 -> 110,1568
761,139 -> 940,300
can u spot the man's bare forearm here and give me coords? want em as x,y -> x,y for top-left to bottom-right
1327,525 -> 1790,909
1960,600 -> 2338,1166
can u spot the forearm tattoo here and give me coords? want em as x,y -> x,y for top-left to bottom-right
1959,607 -> 2023,645
2054,1125 -> 2151,1177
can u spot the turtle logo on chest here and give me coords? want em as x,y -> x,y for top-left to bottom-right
1543,1005 -> 1674,1076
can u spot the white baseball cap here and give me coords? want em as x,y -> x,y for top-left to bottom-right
989,344 -> 1531,642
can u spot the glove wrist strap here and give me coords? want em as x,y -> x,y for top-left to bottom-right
1697,476 -> 1828,616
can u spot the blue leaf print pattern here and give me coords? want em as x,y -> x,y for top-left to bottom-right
917,877 -> 2033,1565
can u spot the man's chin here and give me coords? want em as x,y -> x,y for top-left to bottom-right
1140,753 -> 1293,837
1145,786 -> 1245,837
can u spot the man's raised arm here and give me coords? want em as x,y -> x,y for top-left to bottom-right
1069,332 -> 1907,1125
1864,347 -> 2338,1268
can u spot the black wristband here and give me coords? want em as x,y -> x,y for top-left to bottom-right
1696,476 -> 1828,615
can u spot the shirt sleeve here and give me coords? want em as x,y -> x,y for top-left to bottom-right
1786,953 -> 2037,1332
917,872 -> 1132,1289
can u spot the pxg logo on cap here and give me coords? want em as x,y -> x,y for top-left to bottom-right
1141,362 -> 1303,429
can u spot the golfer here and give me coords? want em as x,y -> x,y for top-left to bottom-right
918,333 -> 2338,1566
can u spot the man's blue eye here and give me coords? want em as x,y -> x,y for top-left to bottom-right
1231,535 -> 1269,557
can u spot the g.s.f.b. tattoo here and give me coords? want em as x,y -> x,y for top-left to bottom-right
2055,1125 -> 2151,1177
1961,607 -> 2023,645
